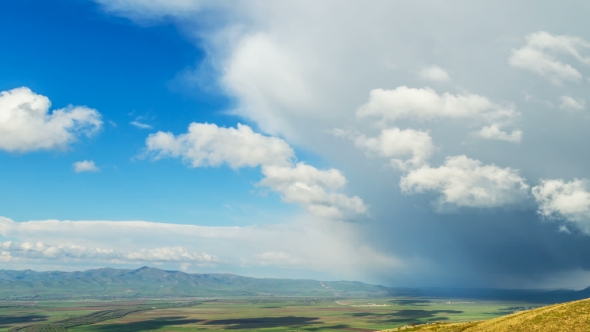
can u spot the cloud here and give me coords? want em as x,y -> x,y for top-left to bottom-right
400,155 -> 530,209
0,87 -> 102,152
532,179 -> 590,233
146,123 -> 366,219
356,86 -> 518,127
509,31 -> 590,84
124,247 -> 217,263
260,163 -> 367,219
473,124 -> 523,143
72,0 -> 590,286
95,0 -> 205,19
338,127 -> 434,170
73,160 -> 99,173
146,122 -> 294,168
130,114 -> 154,129
0,241 -> 217,264
355,86 -> 521,143
0,216 -> 399,278
418,65 -> 451,82
221,33 -> 317,138
130,121 -> 152,129
559,96 -> 586,111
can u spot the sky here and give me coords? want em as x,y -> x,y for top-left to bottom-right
1,0 -> 590,289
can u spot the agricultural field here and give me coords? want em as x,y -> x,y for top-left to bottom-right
0,297 -> 537,332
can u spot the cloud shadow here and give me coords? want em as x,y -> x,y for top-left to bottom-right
203,316 -> 321,329
0,314 -> 48,328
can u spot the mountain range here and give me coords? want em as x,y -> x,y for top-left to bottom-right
0,266 -> 391,299
2,266 -> 590,303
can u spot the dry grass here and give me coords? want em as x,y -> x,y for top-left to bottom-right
380,298 -> 590,332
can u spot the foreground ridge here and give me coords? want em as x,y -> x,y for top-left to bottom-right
381,297 -> 590,332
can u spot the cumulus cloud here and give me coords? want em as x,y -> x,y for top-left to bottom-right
400,155 -> 530,209
418,65 -> 451,82
338,127 -> 434,170
0,87 -> 102,152
532,179 -> 590,233
473,124 -> 523,143
559,96 -> 586,111
357,86 -> 517,125
73,160 -> 99,173
0,217 -> 399,278
147,123 -> 294,168
261,163 -> 367,219
356,86 -> 521,143
146,123 -> 366,219
509,31 -> 590,85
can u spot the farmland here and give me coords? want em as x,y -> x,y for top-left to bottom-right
0,297 -> 536,332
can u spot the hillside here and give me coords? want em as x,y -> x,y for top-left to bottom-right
0,266 -> 392,299
381,297 -> 590,332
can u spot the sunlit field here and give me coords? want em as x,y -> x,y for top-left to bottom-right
1,297 -> 536,332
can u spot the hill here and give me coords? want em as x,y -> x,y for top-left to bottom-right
0,266 -> 392,299
381,297 -> 590,332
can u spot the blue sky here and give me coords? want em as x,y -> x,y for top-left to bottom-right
0,0 -> 297,225
1,0 -> 590,288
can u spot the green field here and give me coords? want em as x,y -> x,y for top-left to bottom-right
0,297 -> 537,332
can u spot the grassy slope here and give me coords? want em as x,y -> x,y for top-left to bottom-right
381,298 -> 590,332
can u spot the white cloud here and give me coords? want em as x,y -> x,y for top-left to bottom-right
130,115 -> 153,129
532,179 -> 590,233
344,127 -> 434,170
73,160 -> 99,173
130,121 -> 152,129
356,86 -> 518,126
0,216 -> 399,278
355,86 -> 521,144
146,122 -> 294,168
124,247 -> 217,263
418,65 -> 451,82
559,225 -> 572,234
0,87 -> 102,152
221,33 -> 317,138
146,123 -> 366,219
0,240 -> 217,264
473,124 -> 523,143
559,96 -> 586,111
261,163 -> 367,219
400,155 -> 529,209
509,31 -> 590,85
96,0 -> 205,19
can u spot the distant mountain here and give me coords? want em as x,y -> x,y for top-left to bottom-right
0,266 -> 393,299
2,267 -> 590,303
